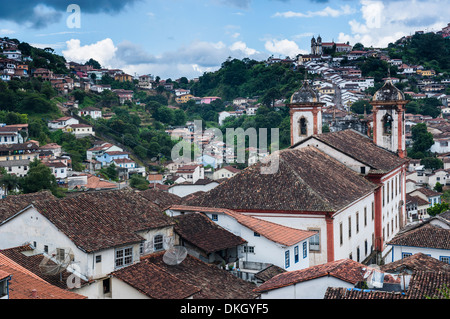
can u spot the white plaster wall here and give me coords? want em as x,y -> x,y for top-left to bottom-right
387,245 -> 450,264
380,169 -> 404,247
374,109 -> 400,153
110,277 -> 150,299
333,193 -> 375,262
168,183 -> 218,197
259,276 -> 354,299
292,112 -> 314,145
244,213 -> 328,267
293,138 -> 370,174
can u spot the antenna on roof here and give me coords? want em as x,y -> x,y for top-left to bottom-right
163,246 -> 188,266
39,247 -> 74,278
162,236 -> 187,266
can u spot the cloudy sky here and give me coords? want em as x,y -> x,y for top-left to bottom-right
1,0 -> 448,79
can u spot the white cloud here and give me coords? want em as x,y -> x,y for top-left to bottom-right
338,0 -> 450,48
62,38 -> 263,79
274,5 -> 356,19
0,29 -> 15,35
230,41 -> 259,55
264,39 -> 307,58
62,38 -> 118,67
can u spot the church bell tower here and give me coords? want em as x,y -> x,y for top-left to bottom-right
370,77 -> 408,158
288,77 -> 324,146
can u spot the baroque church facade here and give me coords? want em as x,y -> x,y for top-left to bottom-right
178,77 -> 410,268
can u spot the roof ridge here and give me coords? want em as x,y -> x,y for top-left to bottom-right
279,148 -> 336,212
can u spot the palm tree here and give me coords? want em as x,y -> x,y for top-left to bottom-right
0,172 -> 21,196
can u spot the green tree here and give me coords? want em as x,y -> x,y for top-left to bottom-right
85,58 -> 102,69
104,163 -> 118,181
421,157 -> 443,170
19,159 -> 60,196
0,172 -> 20,195
129,174 -> 149,190
427,202 -> 449,217
409,123 -> 434,158
434,182 -> 443,193
351,100 -> 372,115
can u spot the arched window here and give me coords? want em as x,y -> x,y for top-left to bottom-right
299,117 -> 308,136
382,113 -> 393,135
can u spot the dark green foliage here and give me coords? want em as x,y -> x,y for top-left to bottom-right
421,157 -> 443,170
85,58 -> 102,69
391,33 -> 450,73
129,174 -> 149,190
427,202 -> 449,217
408,123 -> 434,158
189,58 -> 303,101
351,100 -> 372,114
19,159 -> 62,197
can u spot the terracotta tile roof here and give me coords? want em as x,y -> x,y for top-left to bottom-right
0,191 -> 56,224
186,147 -> 377,213
0,269 -> 10,280
405,194 -> 430,206
439,210 -> 450,221
412,187 -> 442,197
0,142 -> 39,152
169,205 -> 317,247
84,174 -> 118,190
406,271 -> 450,299
220,166 -> 241,173
0,245 -> 89,290
173,213 -> 247,254
26,190 -> 175,253
142,252 -> 258,299
380,253 -> 450,273
387,223 -> 450,250
138,188 -> 183,210
112,158 -> 135,164
326,271 -> 450,299
254,259 -> 367,293
293,129 -> 408,173
254,265 -> 287,283
324,287 -> 406,299
105,151 -> 129,156
0,253 -> 86,299
111,261 -> 201,299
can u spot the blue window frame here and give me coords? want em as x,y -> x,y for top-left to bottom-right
303,242 -> 307,259
285,250 -> 290,268
211,214 -> 218,221
439,256 -> 450,264
294,246 -> 299,263
402,252 -> 412,259
254,232 -> 260,237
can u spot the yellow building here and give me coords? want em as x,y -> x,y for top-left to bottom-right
319,87 -> 335,95
176,94 -> 194,104
114,74 -> 133,82
416,69 -> 435,76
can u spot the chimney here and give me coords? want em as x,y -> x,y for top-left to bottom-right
31,289 -> 38,298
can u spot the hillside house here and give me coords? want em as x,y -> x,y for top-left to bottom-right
63,124 -> 95,138
0,190 -> 175,299
167,206 -> 317,280
48,117 -> 79,130
78,107 -> 102,120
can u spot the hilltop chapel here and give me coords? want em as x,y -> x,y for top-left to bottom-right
183,76 -> 410,267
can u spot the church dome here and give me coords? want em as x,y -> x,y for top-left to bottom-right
290,80 -> 319,104
373,78 -> 405,102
